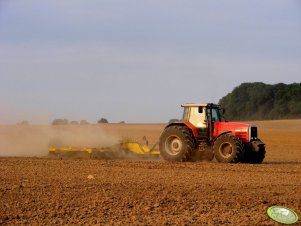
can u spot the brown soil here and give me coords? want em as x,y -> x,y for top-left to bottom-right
0,120 -> 301,225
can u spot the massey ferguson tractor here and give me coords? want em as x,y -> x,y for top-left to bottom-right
159,103 -> 265,163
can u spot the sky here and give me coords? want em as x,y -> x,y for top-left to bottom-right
0,0 -> 300,124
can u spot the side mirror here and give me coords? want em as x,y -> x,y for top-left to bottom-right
221,108 -> 225,114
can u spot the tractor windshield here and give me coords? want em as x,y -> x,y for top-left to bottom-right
211,108 -> 221,122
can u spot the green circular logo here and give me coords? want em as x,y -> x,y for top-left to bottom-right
267,206 -> 299,225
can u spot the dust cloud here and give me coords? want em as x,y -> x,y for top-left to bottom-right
0,125 -> 119,157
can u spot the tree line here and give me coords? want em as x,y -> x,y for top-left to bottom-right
16,82 -> 301,124
51,118 -> 117,125
219,82 -> 301,121
16,118 -> 125,125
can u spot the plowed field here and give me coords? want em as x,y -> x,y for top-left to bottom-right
1,120 -> 301,225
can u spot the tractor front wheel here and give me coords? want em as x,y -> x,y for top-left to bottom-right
243,141 -> 266,164
213,134 -> 244,163
159,126 -> 196,162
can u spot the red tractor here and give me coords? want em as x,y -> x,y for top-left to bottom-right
159,103 -> 265,163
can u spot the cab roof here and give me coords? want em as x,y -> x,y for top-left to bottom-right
181,103 -> 220,108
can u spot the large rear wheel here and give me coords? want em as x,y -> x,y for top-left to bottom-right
159,125 -> 196,162
213,134 -> 244,163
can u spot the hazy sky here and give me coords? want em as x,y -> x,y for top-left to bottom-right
0,0 -> 300,124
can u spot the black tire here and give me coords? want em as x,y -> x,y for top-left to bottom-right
159,125 -> 196,162
243,144 -> 265,164
213,134 -> 244,163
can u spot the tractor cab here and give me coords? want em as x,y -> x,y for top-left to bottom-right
181,103 -> 223,139
181,103 -> 222,127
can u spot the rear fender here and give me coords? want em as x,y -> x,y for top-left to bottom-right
166,122 -> 199,138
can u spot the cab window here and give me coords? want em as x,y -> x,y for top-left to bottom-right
182,107 -> 189,121
212,108 -> 221,122
206,108 -> 221,122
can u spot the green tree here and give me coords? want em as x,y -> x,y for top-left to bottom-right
219,82 -> 301,120
52,119 -> 68,125
97,118 -> 109,124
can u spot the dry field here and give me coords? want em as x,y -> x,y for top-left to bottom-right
0,120 -> 301,225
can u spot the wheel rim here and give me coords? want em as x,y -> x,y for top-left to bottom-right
165,135 -> 183,156
219,142 -> 233,158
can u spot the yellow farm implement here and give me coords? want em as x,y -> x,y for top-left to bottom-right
48,137 -> 160,159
